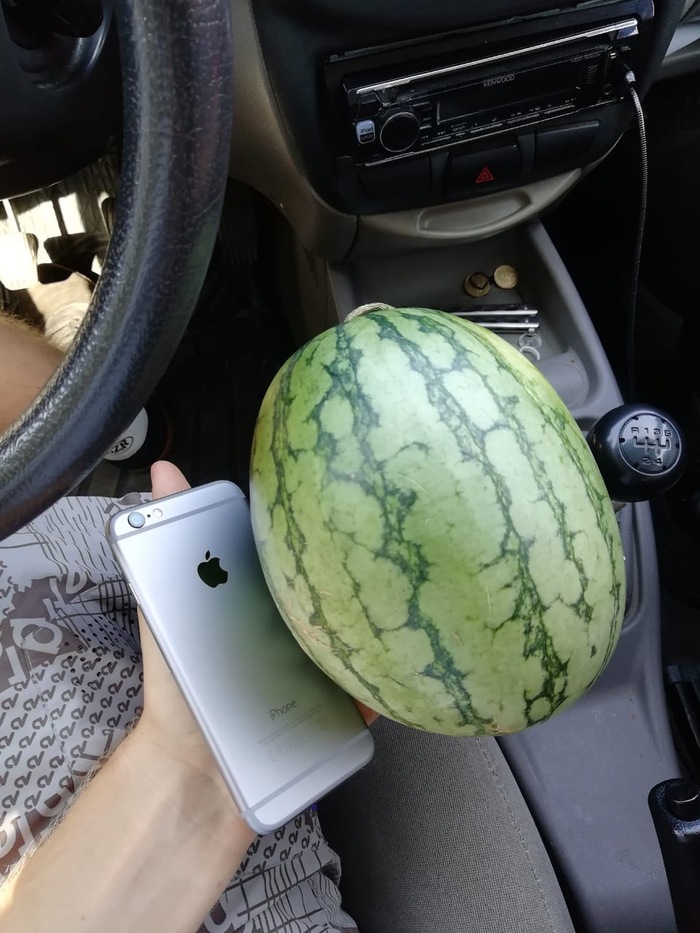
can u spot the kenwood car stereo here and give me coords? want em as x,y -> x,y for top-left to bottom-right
326,8 -> 650,167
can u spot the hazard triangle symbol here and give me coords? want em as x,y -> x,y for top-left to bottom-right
475,166 -> 495,184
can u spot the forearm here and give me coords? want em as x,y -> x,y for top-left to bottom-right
0,725 -> 255,933
0,315 -> 63,433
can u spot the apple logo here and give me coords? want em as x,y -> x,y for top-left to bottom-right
197,551 -> 228,588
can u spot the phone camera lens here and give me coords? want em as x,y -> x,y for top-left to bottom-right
128,512 -> 146,528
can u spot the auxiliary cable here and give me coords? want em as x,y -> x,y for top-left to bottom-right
619,64 -> 649,402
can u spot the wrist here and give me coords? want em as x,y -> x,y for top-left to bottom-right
125,721 -> 255,850
0,711 -> 257,933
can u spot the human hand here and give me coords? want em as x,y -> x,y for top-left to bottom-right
355,701 -> 379,726
135,462 -> 377,781
133,462 -> 239,810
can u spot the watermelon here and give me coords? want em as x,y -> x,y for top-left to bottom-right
249,306 -> 625,736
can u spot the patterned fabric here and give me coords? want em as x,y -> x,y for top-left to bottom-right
0,495 -> 357,933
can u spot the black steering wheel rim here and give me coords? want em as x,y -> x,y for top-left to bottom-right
0,0 -> 233,540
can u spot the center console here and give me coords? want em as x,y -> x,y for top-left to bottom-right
233,2 -> 690,927
285,219 -> 681,931
248,0 -> 683,224
323,1 -> 651,213
231,0 -> 685,260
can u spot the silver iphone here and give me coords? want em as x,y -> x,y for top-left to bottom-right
107,481 -> 374,833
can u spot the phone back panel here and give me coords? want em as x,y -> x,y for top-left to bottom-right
108,482 -> 373,831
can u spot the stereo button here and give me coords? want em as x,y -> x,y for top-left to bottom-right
379,111 -> 421,154
446,144 -> 521,195
359,156 -> 431,199
535,121 -> 599,166
355,92 -> 382,120
355,120 -> 376,145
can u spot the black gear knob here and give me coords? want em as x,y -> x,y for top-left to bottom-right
587,404 -> 687,502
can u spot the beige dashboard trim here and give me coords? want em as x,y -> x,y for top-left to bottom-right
350,172 -> 582,257
230,0 -> 358,260
230,4 -> 585,259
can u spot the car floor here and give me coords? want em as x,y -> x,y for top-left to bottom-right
75,243 -> 295,499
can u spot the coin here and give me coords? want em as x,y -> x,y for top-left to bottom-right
464,272 -> 491,298
493,264 -> 519,290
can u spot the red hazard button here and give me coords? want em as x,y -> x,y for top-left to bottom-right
446,145 -> 521,196
475,166 -> 495,184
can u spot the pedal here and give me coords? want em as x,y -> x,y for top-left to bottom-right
665,664 -> 700,783
101,196 -> 117,236
219,181 -> 258,267
0,199 -> 38,291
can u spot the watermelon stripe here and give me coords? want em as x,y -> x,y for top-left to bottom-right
459,318 -> 624,677
265,347 -> 409,722
369,312 -> 573,725
325,323 -> 492,731
388,311 -> 623,715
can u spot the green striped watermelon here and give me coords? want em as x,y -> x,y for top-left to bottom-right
250,306 -> 625,736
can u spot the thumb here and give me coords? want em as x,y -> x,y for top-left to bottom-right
139,461 -> 192,655
150,460 -> 191,500
354,700 -> 380,727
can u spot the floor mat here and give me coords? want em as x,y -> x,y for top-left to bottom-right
77,251 -> 296,497
2,166 -> 294,500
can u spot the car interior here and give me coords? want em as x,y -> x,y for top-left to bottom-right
3,0 -> 700,930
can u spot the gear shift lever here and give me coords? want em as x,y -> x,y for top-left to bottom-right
649,779 -> 700,933
587,405 -> 687,502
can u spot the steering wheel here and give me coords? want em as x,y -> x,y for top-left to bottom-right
0,0 -> 233,539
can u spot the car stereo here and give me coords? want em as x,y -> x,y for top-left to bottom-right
326,3 -> 652,168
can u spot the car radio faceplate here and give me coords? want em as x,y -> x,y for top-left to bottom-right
329,13 -> 648,167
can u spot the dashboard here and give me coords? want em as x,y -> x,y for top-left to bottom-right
0,0 -> 691,255
255,0 -> 655,216
230,0 -> 686,258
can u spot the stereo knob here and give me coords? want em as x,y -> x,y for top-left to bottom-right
379,111 -> 421,154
